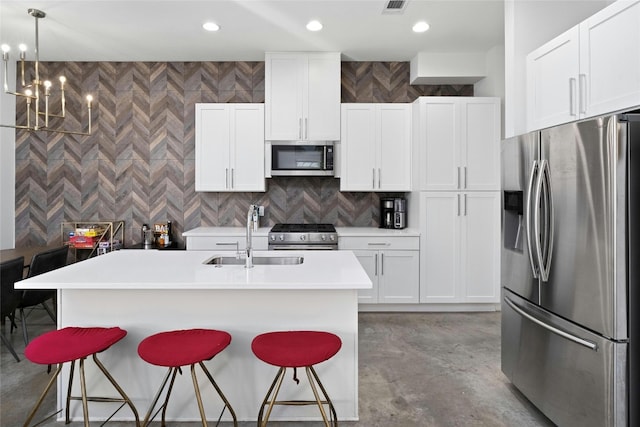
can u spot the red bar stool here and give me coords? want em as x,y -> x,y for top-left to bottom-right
23,326 -> 140,427
137,328 -> 237,427
251,330 -> 342,427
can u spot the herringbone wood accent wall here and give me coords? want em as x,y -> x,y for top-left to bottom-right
14,61 -> 472,247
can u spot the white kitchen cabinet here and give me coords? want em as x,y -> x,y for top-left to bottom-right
340,235 -> 419,304
419,192 -> 500,303
413,97 -> 500,192
527,0 -> 640,131
195,103 -> 265,192
265,52 -> 341,141
340,103 -> 412,191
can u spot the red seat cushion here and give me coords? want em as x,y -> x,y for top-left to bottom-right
251,331 -> 342,368
138,329 -> 231,367
25,327 -> 126,365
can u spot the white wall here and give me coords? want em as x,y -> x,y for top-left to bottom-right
504,0 -> 611,138
475,45 -> 505,138
0,60 -> 16,249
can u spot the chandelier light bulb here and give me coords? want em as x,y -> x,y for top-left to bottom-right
44,80 -> 51,88
25,89 -> 33,97
86,94 -> 93,107
1,44 -> 10,53
19,44 -> 27,52
59,76 -> 66,83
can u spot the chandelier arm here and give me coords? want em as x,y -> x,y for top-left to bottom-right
0,123 -> 91,136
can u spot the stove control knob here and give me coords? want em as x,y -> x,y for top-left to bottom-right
278,234 -> 284,241
300,235 -> 306,241
321,234 -> 327,241
330,235 -> 335,241
270,235 -> 276,241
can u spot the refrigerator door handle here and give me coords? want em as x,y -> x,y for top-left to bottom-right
526,160 -> 540,278
504,296 -> 598,351
539,160 -> 554,282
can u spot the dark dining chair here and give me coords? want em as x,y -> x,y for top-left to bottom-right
1,256 -> 25,362
17,245 -> 69,345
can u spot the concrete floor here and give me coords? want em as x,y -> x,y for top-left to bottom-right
1,309 -> 555,427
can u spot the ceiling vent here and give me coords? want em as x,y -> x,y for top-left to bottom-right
383,0 -> 408,14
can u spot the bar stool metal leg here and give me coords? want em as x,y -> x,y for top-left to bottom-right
198,361 -> 238,425
23,364 -> 64,427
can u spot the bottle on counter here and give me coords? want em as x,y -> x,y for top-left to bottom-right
166,221 -> 172,246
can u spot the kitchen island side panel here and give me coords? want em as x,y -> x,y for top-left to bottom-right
56,288 -> 359,422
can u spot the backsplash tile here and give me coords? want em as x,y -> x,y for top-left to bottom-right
14,61 -> 472,248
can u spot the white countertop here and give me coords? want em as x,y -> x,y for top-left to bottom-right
182,226 -> 420,237
335,227 -> 420,237
182,226 -> 271,237
15,249 -> 372,291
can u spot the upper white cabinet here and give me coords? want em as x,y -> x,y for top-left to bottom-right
527,0 -> 640,131
413,97 -> 500,192
195,103 -> 265,192
265,52 -> 341,141
340,103 -> 412,191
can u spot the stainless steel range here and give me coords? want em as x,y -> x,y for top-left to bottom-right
268,224 -> 338,250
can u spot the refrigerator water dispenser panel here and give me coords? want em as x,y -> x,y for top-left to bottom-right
503,190 -> 524,252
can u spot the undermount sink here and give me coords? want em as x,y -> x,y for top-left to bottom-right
204,255 -> 304,266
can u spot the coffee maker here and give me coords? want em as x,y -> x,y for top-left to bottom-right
394,198 -> 406,229
380,198 -> 395,228
380,197 -> 407,229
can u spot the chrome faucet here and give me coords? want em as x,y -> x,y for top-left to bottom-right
246,204 -> 259,268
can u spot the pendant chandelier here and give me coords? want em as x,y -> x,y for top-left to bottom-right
1,8 -> 92,136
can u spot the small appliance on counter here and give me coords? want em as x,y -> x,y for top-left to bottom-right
380,198 -> 395,228
394,198 -> 406,229
380,197 -> 407,229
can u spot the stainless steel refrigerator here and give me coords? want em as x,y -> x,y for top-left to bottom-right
501,113 -> 640,427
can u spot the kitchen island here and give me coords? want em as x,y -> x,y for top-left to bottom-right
15,249 -> 371,423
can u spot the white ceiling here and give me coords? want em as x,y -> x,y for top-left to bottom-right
0,0 -> 505,62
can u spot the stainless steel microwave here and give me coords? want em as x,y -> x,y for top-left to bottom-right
269,141 -> 335,176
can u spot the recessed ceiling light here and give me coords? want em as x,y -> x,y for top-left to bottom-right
203,22 -> 220,32
413,21 -> 430,33
306,20 -> 323,31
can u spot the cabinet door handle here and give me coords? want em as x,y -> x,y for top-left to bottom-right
367,242 -> 390,246
225,168 -> 229,189
579,73 -> 587,114
380,252 -> 384,275
374,253 -> 378,276
464,194 -> 467,216
372,168 -> 376,188
463,166 -> 467,189
231,168 -> 234,189
457,194 -> 461,216
299,118 -> 302,139
569,77 -> 577,116
304,118 -> 308,140
457,166 -> 461,189
378,168 -> 381,188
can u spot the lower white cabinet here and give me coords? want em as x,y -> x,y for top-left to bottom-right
419,191 -> 500,303
340,236 -> 419,304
